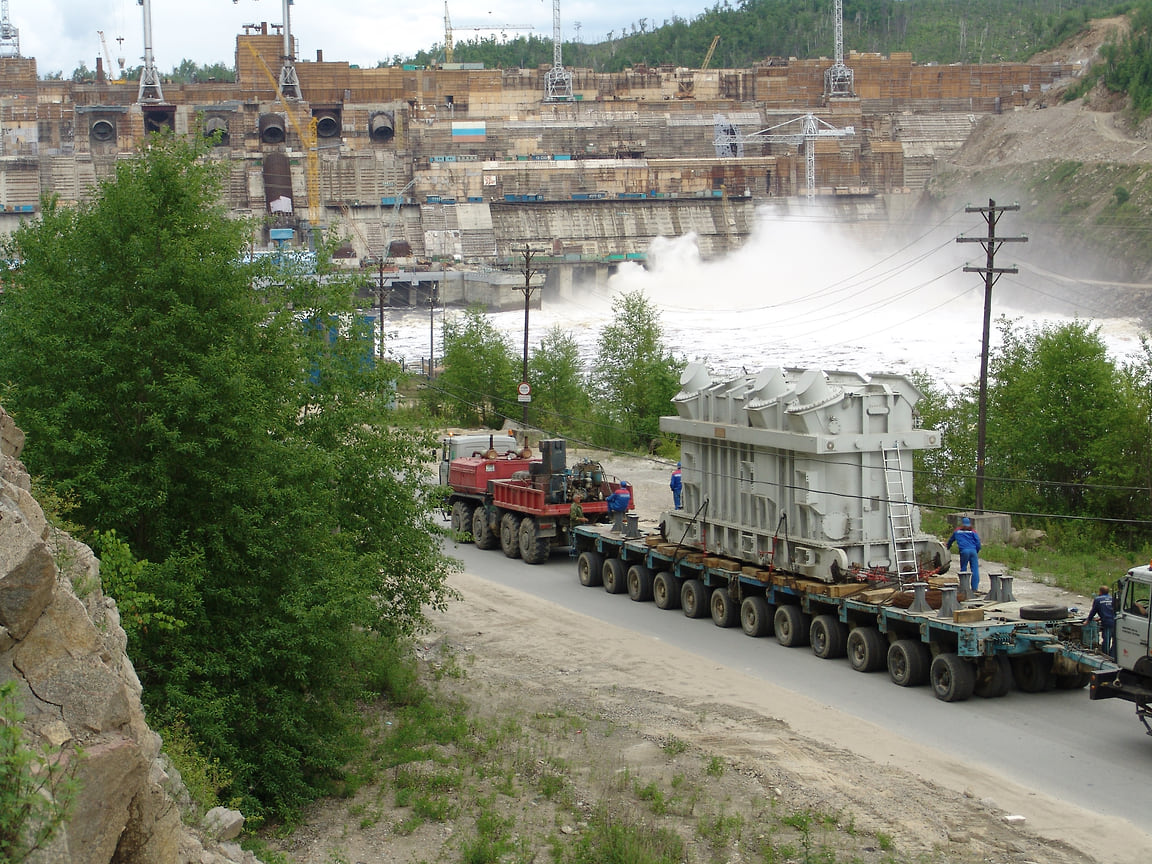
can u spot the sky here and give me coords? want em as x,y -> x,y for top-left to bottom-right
8,0 -> 704,78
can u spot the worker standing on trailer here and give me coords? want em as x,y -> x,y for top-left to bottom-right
1084,585 -> 1116,659
947,517 -> 982,595
670,462 -> 683,510
606,481 -> 631,533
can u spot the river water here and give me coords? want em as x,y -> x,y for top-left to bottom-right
380,206 -> 1149,390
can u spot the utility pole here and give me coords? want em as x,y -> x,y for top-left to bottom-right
428,284 -> 439,379
376,255 -> 388,358
957,199 -> 1027,513
513,245 -> 543,428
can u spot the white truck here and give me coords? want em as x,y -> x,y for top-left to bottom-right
1090,564 -> 1152,735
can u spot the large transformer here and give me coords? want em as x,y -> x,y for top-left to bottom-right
660,363 -> 950,583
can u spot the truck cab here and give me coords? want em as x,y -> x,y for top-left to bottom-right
1116,565 -> 1152,672
438,430 -> 520,486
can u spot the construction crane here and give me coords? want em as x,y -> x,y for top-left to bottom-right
824,0 -> 855,98
136,0 -> 163,102
543,0 -> 572,101
97,30 -> 124,81
713,112 -> 855,203
0,0 -> 19,57
701,35 -> 719,70
244,41 -> 320,226
443,3 -> 532,65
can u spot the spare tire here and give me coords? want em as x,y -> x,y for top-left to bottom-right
1019,603 -> 1069,621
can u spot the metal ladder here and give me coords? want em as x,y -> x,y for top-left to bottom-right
882,444 -> 920,583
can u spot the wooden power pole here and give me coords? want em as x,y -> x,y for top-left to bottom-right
513,245 -> 543,428
957,199 -> 1027,513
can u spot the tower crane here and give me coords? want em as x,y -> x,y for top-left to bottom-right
136,0 -> 163,101
824,0 -> 855,98
713,112 -> 855,203
443,3 -> 533,65
543,0 -> 572,101
0,0 -> 19,58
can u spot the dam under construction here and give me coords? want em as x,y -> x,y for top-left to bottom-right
0,16 -> 1079,310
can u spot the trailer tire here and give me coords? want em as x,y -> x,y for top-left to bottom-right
740,596 -> 774,638
602,558 -> 627,594
519,517 -> 550,564
653,572 -> 681,610
682,579 -> 708,619
847,627 -> 886,673
472,508 -> 498,550
888,639 -> 930,687
1056,672 -> 1092,690
930,653 -> 976,702
450,502 -> 468,536
973,655 -> 1013,698
1011,654 -> 1056,692
577,551 -> 603,587
810,614 -> 848,659
1019,603 -> 1069,621
500,512 -> 522,558
774,605 -> 811,647
710,589 -> 739,628
627,565 -> 654,602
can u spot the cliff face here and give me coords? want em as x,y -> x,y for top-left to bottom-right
0,405 -> 257,864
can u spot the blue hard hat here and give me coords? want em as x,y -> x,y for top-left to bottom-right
620,480 -> 628,486
676,461 -> 681,468
961,517 -> 971,526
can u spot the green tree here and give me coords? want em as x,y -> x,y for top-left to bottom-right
908,370 -> 976,507
528,325 -> 591,435
0,134 -> 455,819
431,307 -> 519,427
591,290 -> 683,450
0,682 -> 80,864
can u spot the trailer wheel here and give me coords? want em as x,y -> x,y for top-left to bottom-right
652,572 -> 680,609
499,512 -> 521,558
1011,654 -> 1056,692
930,653 -> 976,702
681,579 -> 708,619
888,639 -> 930,687
472,508 -> 498,550
627,565 -> 654,602
602,558 -> 627,594
810,614 -> 848,659
1056,672 -> 1092,690
740,596 -> 774,638
518,517 -> 550,564
847,627 -> 886,673
710,589 -> 739,628
1019,603 -> 1070,621
449,502 -> 467,536
577,551 -> 603,587
973,655 -> 1013,698
774,605 -> 811,647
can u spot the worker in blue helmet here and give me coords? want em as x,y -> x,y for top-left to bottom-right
670,462 -> 683,510
947,516 -> 982,595
606,480 -> 631,533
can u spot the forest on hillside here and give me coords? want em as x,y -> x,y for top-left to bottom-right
399,0 -> 1128,71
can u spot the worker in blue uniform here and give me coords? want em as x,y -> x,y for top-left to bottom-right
670,462 -> 683,510
947,516 -> 982,594
1084,585 -> 1116,659
606,481 -> 631,533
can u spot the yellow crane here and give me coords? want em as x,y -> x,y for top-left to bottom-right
244,41 -> 321,226
443,1 -> 533,65
702,35 -> 720,70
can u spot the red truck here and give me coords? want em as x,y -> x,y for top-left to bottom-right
442,436 -> 632,564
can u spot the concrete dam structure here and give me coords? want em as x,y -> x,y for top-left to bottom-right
0,26 -> 1077,309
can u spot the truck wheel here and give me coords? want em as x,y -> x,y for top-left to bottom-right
810,614 -> 848,659
602,558 -> 627,594
627,565 -> 654,602
519,517 -> 550,564
973,655 -> 1013,698
653,572 -> 681,610
577,551 -> 603,587
740,596 -> 774,637
681,579 -> 708,619
1019,603 -> 1069,621
472,508 -> 498,550
1056,672 -> 1092,690
710,589 -> 738,628
847,627 -> 886,673
449,502 -> 465,535
930,653 -> 976,702
888,639 -> 930,687
1011,654 -> 1056,692
499,512 -> 521,558
774,605 -> 811,647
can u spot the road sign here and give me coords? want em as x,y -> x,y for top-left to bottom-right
517,381 -> 532,403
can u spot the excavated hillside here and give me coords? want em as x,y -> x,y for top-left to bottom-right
922,16 -> 1152,324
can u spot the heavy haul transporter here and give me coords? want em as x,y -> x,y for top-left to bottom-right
571,365 -> 1115,702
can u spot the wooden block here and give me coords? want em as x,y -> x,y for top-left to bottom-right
684,553 -> 706,564
859,587 -> 897,604
826,582 -> 869,598
656,544 -> 681,556
742,566 -> 772,583
929,575 -> 960,587
953,608 -> 985,624
644,535 -> 663,547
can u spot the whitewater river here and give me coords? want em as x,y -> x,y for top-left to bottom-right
379,207 -> 1149,389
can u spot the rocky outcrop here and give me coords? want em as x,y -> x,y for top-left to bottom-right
0,405 -> 260,864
